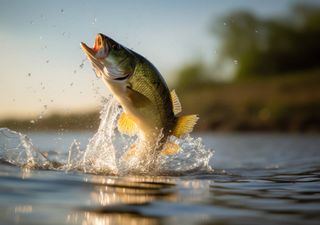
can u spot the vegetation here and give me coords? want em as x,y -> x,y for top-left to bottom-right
178,70 -> 320,132
172,3 -> 320,132
213,4 -> 320,79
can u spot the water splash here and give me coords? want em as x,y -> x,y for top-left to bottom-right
0,128 -> 49,168
0,96 -> 214,175
79,96 -> 120,174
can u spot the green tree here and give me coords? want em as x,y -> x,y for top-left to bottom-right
214,4 -> 320,79
174,62 -> 206,90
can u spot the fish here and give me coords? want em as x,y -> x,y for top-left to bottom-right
80,33 -> 198,158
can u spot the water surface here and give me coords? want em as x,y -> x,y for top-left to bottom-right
1,131 -> 319,225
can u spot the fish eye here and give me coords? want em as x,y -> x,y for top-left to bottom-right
112,44 -> 121,50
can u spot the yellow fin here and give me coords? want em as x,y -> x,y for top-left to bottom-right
173,115 -> 199,138
117,112 -> 138,136
170,89 -> 182,115
161,142 -> 180,155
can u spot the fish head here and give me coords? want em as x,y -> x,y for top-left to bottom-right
80,33 -> 136,81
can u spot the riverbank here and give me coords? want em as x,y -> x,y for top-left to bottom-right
179,69 -> 320,132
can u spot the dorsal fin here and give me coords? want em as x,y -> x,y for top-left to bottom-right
173,115 -> 199,138
170,89 -> 182,115
117,112 -> 138,136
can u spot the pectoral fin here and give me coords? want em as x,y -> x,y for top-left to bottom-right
127,86 -> 152,108
173,115 -> 199,138
161,142 -> 180,155
117,112 -> 138,136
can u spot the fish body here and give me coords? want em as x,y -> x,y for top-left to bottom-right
81,34 -> 198,157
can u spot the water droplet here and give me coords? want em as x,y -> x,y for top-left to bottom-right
27,73 -> 31,77
30,20 -> 34,25
62,32 -> 66,36
223,22 -> 227,26
233,60 -> 238,65
38,115 -> 43,119
70,82 -> 74,86
43,105 -> 48,109
255,30 -> 259,33
46,60 -> 50,63
30,120 -> 35,124
50,99 -> 54,103
79,60 -> 85,69
92,17 -> 97,25
73,70 -> 77,74
60,9 -> 64,13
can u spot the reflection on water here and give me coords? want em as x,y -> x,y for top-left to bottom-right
87,176 -> 176,205
0,133 -> 320,225
69,212 -> 160,225
68,176 -> 177,225
66,175 -> 217,225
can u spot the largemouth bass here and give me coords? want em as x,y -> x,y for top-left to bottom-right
81,33 -> 198,157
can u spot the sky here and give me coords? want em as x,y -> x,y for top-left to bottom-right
0,0 -> 318,119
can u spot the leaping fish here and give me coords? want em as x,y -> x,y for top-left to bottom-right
81,33 -> 198,158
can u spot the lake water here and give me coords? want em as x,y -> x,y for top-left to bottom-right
0,130 -> 319,225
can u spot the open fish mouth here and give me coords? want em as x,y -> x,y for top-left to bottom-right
80,34 -> 109,78
81,34 -> 131,80
80,34 -> 109,60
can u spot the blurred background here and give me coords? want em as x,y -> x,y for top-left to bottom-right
1,0 -> 319,132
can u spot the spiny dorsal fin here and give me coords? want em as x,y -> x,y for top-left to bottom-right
161,142 -> 180,155
173,115 -> 199,138
117,112 -> 138,136
170,89 -> 182,115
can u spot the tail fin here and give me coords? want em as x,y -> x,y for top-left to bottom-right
173,115 -> 199,138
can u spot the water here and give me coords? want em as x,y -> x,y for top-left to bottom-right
0,98 -> 320,224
